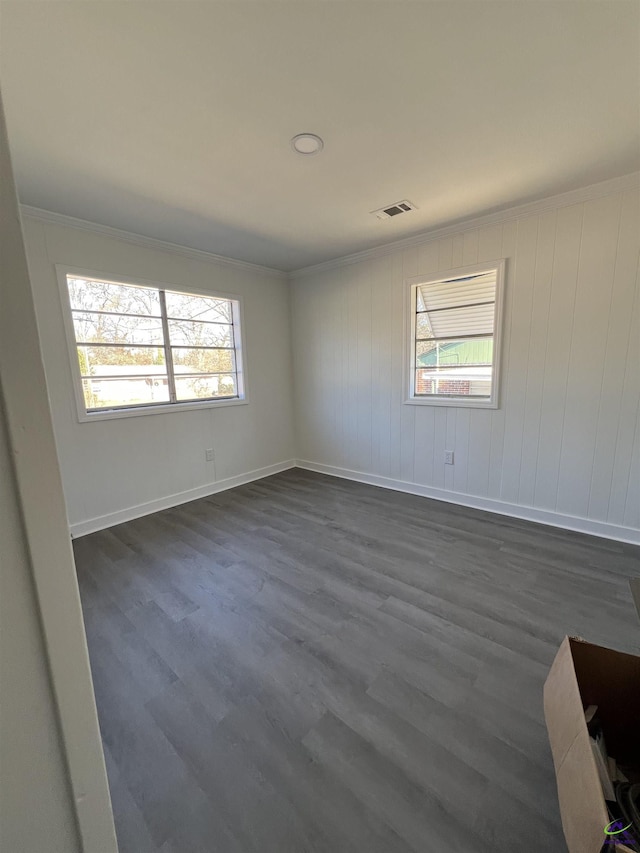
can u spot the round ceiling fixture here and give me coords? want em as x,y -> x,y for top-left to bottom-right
291,133 -> 324,155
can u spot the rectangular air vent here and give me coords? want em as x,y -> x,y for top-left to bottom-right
371,200 -> 417,220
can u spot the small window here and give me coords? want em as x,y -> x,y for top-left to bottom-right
59,268 -> 245,420
406,260 -> 505,408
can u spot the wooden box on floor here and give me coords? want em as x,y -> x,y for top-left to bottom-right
544,637 -> 640,853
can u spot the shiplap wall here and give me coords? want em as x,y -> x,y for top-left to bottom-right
291,184 -> 640,539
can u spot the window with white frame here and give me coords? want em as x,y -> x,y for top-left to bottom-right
60,270 -> 245,418
407,261 -> 505,408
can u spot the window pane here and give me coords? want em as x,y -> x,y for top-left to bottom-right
175,375 -> 237,401
73,312 -> 165,346
415,366 -> 492,398
416,338 -> 493,366
168,319 -> 232,348
165,291 -> 232,323
78,346 -> 166,376
82,376 -> 170,410
421,303 -> 495,338
68,278 -> 161,316
171,347 -> 234,374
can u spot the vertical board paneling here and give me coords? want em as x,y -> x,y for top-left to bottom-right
346,263 -> 360,467
389,252 -> 405,479
399,249 -> 418,482
608,261 -> 640,525
413,405 -> 435,486
500,215 -> 539,503
291,184 -> 640,536
339,268 -> 349,469
533,204 -> 584,510
297,278 -> 315,460
589,189 -> 640,521
624,407 -> 640,530
451,233 -> 464,268
487,218 -> 518,500
453,407 -> 470,494
438,236 -> 453,271
355,262 -> 373,473
444,408 -> 456,492
462,229 -> 479,266
518,210 -> 557,507
432,408 -> 447,490
331,275 -> 344,469
466,410 -> 493,497
556,194 -> 622,518
417,240 -> 440,277
477,224 -> 503,263
372,256 -> 392,476
320,276 -> 334,464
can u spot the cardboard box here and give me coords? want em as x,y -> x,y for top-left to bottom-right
544,637 -> 640,853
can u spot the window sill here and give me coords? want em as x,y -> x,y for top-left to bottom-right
404,397 -> 498,410
77,397 -> 248,423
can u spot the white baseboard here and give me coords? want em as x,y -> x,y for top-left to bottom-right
70,460 -> 296,538
70,457 -> 639,545
296,460 -> 640,546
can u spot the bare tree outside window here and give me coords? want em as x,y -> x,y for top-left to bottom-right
65,274 -> 244,414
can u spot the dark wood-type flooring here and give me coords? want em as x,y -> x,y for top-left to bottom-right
74,469 -> 640,853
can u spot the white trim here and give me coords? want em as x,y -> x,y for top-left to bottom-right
71,459 -> 296,537
295,460 -> 640,545
404,260 -> 505,409
76,397 -> 248,423
21,205 -> 287,280
291,172 -> 640,278
56,264 -> 248,422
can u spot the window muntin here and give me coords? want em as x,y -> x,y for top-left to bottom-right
65,273 -> 244,415
408,262 -> 504,408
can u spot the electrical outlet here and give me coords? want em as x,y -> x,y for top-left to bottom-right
205,448 -> 215,462
444,450 -> 454,465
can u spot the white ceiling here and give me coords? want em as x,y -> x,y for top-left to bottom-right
1,1 -> 638,272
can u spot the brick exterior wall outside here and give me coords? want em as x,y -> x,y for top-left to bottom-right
416,373 -> 471,396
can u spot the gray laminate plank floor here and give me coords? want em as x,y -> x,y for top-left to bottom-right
74,469 -> 640,853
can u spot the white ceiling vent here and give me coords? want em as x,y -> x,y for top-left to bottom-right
371,200 -> 417,220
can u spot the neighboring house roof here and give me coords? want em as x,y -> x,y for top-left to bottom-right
417,339 -> 493,367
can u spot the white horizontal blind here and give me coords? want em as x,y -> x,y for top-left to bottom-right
67,275 -> 242,412
413,269 -> 498,402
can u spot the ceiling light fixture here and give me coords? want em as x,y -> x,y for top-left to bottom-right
291,133 -> 324,155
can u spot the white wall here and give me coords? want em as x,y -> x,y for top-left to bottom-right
0,388 -> 80,853
1,86 -> 117,851
19,179 -> 640,543
22,216 -> 296,534
291,181 -> 640,541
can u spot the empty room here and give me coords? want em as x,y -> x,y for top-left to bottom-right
1,2 -> 639,852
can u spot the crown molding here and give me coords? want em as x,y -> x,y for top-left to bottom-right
19,205 -> 288,280
20,171 -> 639,281
290,171 -> 640,279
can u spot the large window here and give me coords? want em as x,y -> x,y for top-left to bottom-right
407,260 -> 505,408
59,268 -> 245,419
